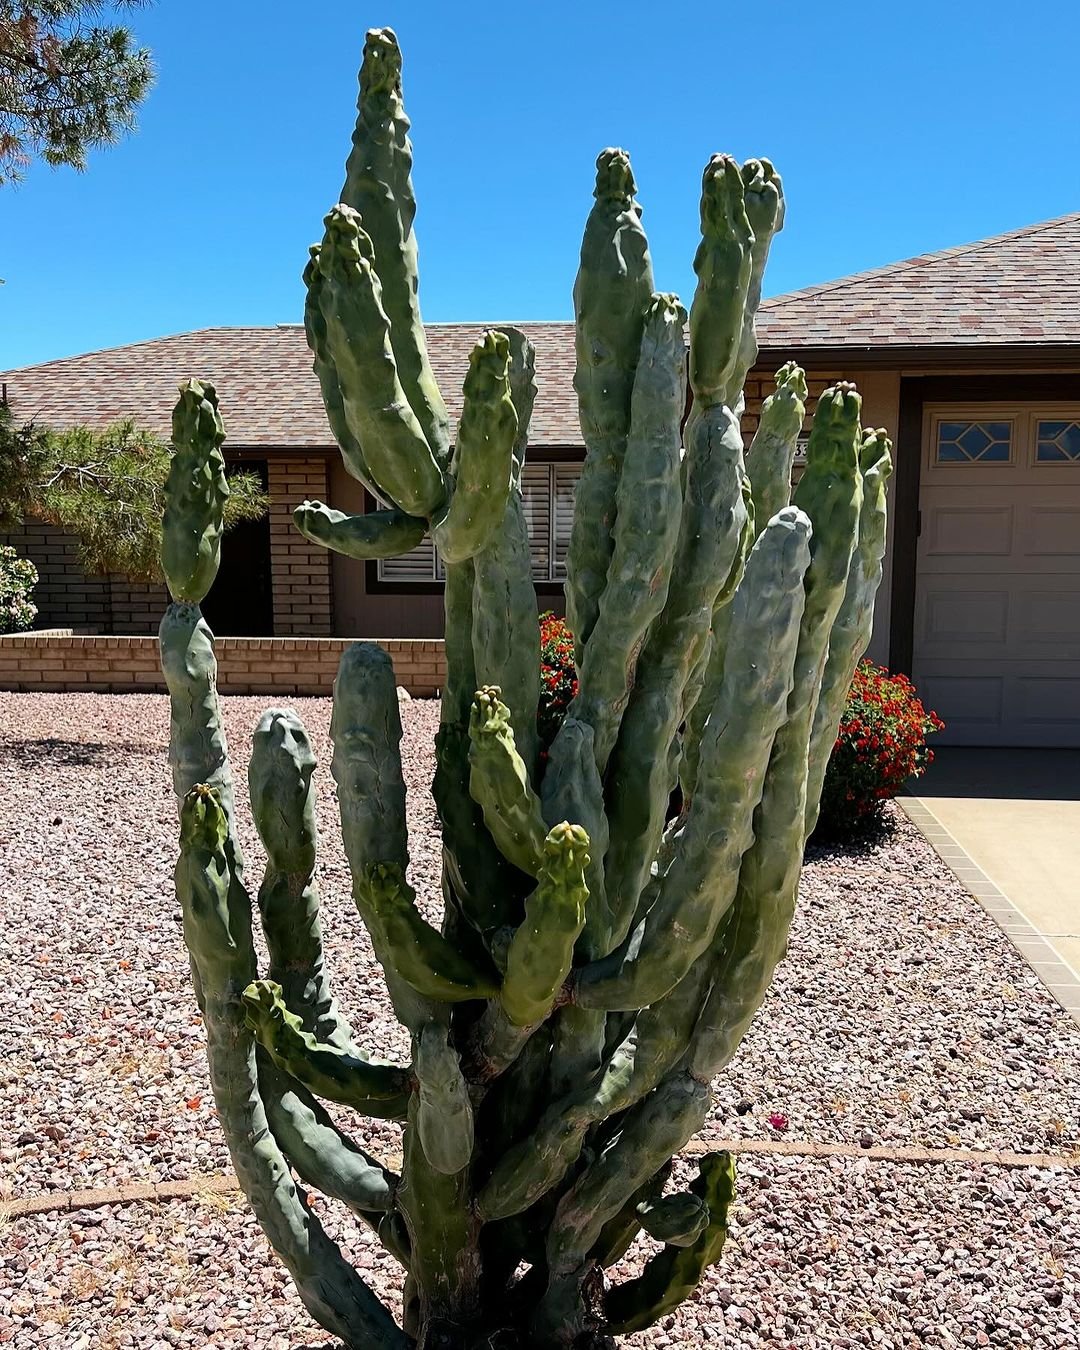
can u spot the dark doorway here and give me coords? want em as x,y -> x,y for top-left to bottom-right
201,460 -> 274,635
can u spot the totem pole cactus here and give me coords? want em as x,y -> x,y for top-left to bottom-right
158,27 -> 892,1349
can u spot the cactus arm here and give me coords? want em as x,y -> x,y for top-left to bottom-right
687,155 -> 755,413
804,428 -> 893,837
540,716 -> 611,959
571,293 -> 687,775
331,642 -> 409,875
415,1023 -> 475,1175
161,379 -> 229,604
565,148 -> 656,657
292,499 -> 428,560
435,722 -> 525,942
471,493 -> 540,782
606,1152 -> 736,1334
602,403 -> 748,944
248,708 -> 355,1050
635,1191 -> 711,1247
303,246 -> 380,495
340,26 -> 451,464
573,508 -> 812,1011
747,362 -> 808,537
533,1069 -> 712,1345
432,330 -> 517,564
160,603 -> 236,833
677,483 -> 756,804
466,686 -> 548,876
242,979 -> 412,1117
331,641 -> 448,1031
177,787 -> 407,1348
728,158 -> 785,404
364,863 -> 501,1002
259,1064 -> 399,1222
475,1032 -> 638,1223
501,823 -> 589,1027
314,205 -> 447,518
689,384 -> 864,1078
589,1163 -> 672,1269
502,326 -> 538,493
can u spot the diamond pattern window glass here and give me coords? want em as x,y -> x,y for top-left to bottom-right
1036,420 -> 1080,462
935,420 -> 1012,463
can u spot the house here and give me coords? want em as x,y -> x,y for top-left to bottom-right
2,213 -> 1078,746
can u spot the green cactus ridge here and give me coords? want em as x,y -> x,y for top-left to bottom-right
158,30 -> 890,1347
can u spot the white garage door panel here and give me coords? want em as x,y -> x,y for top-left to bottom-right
913,407 -> 1080,747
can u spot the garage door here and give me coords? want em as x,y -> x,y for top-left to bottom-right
912,406 -> 1080,747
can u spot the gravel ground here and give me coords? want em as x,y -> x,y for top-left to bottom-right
2,691 -> 1077,1202
2,1156 -> 1076,1348
2,690 -> 1078,1347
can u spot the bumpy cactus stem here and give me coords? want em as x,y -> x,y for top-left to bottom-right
159,28 -> 891,1349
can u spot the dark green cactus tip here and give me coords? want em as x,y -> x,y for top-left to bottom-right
172,378 -> 225,450
593,147 -> 637,203
321,204 -> 377,269
361,26 -> 402,96
180,782 -> 227,850
699,153 -> 747,232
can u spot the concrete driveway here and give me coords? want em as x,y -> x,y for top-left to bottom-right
902,748 -> 1080,1022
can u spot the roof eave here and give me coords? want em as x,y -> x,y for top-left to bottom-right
754,341 -> 1080,371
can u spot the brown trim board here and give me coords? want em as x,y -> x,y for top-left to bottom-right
888,371 -> 1080,674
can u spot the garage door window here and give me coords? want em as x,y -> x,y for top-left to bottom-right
935,420 -> 1012,463
1036,420 -> 1080,462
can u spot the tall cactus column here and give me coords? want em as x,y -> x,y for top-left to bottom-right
156,26 -> 892,1350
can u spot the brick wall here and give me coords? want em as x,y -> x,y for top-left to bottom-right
741,368 -> 844,442
0,520 -> 168,632
0,633 -> 447,697
268,457 -> 333,637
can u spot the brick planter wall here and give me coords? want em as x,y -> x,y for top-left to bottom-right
0,633 -> 446,697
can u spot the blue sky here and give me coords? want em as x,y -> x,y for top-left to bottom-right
2,0 -> 1077,370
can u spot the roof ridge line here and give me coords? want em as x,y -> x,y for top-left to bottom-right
762,212 -> 1080,311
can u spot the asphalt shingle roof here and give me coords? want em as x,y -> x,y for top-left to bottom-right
755,212 -> 1080,349
2,213 -> 1077,448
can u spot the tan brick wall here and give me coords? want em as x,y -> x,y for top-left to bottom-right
0,634 -> 447,697
741,368 -> 845,443
0,521 -> 167,633
268,457 -> 334,637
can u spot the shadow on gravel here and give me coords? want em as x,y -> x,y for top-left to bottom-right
0,736 -> 161,767
806,812 -> 897,860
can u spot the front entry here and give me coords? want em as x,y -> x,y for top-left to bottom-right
201,460 -> 274,636
912,405 -> 1080,747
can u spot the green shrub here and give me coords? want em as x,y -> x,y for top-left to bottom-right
816,659 -> 943,840
0,545 -> 38,634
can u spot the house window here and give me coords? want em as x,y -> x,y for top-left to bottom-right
375,461 -> 582,583
935,420 -> 1012,463
1036,420 -> 1080,462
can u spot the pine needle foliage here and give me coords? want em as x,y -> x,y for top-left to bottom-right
0,1 -> 154,185
0,401 -> 269,579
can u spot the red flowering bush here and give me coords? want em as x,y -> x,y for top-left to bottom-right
817,660 -> 944,840
538,611 -> 577,751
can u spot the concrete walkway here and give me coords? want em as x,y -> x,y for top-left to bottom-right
902,748 -> 1080,1022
